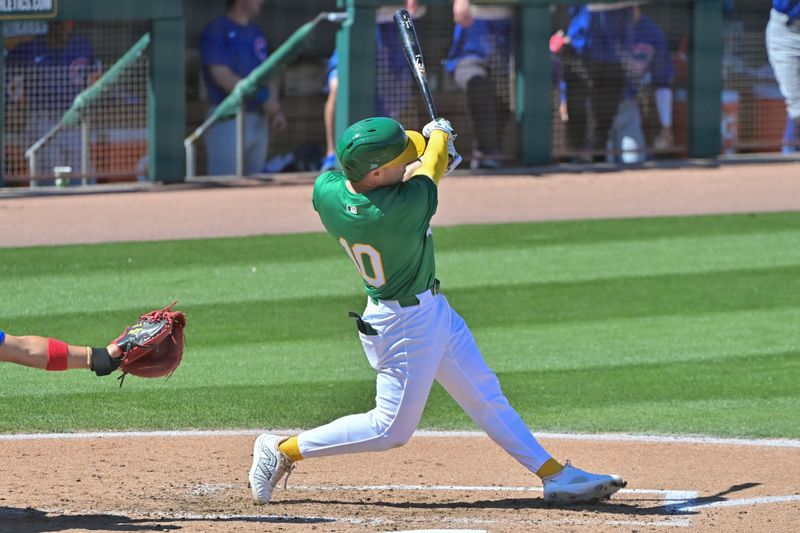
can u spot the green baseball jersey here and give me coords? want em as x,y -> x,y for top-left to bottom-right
312,170 -> 438,300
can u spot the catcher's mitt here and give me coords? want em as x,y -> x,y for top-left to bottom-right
112,302 -> 186,383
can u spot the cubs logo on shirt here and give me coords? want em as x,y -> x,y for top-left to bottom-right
253,36 -> 267,62
69,57 -> 90,87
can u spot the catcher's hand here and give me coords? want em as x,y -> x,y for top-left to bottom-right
110,302 -> 186,384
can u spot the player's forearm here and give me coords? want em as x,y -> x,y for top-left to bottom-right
208,64 -> 241,94
0,334 -> 121,370
413,130 -> 449,185
0,335 -> 89,369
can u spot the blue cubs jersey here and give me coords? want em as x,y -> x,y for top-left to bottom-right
200,15 -> 270,111
6,33 -> 98,112
623,14 -> 674,99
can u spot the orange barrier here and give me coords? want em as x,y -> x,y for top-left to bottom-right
91,139 -> 148,182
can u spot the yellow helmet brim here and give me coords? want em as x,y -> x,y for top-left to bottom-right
382,130 -> 426,169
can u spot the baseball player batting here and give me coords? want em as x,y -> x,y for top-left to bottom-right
249,116 -> 626,505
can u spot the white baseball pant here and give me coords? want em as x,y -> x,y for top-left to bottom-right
296,287 -> 553,474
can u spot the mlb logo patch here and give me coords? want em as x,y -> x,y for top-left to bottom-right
346,205 -> 358,214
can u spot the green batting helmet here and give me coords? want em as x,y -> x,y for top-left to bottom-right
336,117 -> 426,182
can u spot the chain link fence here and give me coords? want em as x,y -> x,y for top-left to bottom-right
3,19 -> 149,186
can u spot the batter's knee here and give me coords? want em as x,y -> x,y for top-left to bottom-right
377,427 -> 413,450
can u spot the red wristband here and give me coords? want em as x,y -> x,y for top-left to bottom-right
46,338 -> 69,371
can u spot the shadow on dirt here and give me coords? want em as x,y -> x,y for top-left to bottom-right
664,482 -> 762,513
0,506 -> 335,533
283,496 -> 673,516
0,483 -> 761,531
0,507 -> 179,533
281,482 -> 762,518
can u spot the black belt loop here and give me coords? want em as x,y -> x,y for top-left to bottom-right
396,295 -> 420,307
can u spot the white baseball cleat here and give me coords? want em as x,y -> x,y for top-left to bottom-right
248,434 -> 294,505
542,460 -> 626,504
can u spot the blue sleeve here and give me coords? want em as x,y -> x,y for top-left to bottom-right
566,8 -> 590,54
444,24 -> 466,72
0,330 -> 6,346
326,49 -> 338,80
200,18 -> 230,67
773,1 -> 800,18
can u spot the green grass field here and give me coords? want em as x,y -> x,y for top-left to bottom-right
1,212 -> 799,438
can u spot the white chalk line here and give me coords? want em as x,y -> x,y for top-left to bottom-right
193,481 -> 695,497
682,494 -> 800,511
1,428 -> 799,448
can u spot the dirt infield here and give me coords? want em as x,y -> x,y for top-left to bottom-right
1,432 -> 798,532
1,163 -> 800,532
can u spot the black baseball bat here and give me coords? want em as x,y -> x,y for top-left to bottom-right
394,9 -> 437,120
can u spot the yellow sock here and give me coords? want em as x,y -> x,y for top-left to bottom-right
278,436 -> 303,462
535,458 -> 564,479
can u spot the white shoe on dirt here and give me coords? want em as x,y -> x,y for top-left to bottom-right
542,460 -> 626,504
248,434 -> 294,505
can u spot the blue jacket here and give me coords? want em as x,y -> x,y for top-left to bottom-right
773,0 -> 800,19
444,17 -> 512,73
566,6 -> 635,63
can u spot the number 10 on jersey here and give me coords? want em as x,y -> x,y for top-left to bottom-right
339,238 -> 386,288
